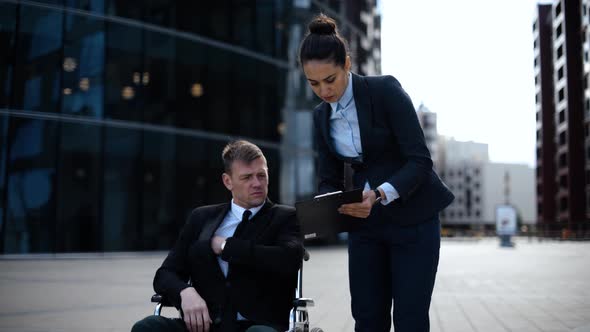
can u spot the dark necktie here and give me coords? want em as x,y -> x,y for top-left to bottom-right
233,209 -> 251,238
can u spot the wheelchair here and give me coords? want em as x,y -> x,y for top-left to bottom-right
151,249 -> 323,332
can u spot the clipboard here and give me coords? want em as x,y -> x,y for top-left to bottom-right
295,188 -> 364,240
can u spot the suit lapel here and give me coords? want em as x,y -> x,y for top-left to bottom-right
198,203 -> 230,242
351,73 -> 372,161
318,102 -> 340,156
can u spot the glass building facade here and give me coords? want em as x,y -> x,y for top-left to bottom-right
0,0 -> 380,253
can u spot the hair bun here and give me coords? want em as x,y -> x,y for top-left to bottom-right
308,14 -> 337,35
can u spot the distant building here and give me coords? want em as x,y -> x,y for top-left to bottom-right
480,163 -> 536,225
440,161 -> 535,227
414,118 -> 535,231
438,136 -> 489,165
416,104 -> 440,169
440,161 -> 485,226
533,0 -> 589,237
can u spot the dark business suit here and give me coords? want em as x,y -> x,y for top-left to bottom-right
139,200 -> 303,332
313,73 -> 454,332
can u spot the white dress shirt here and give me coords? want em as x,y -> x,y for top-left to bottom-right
214,199 -> 264,320
214,200 -> 264,276
329,72 -> 400,204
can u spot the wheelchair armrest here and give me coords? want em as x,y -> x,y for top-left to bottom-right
151,294 -> 173,307
293,298 -> 314,308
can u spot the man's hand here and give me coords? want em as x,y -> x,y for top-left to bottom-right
211,236 -> 226,255
180,287 -> 212,332
338,190 -> 377,218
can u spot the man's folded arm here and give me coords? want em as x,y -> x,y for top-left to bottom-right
220,211 -> 304,277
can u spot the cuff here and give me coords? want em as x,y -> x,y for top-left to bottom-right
378,182 -> 400,205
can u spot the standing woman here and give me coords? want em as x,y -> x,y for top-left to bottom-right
299,14 -> 454,332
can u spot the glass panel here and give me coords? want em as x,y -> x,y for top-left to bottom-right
31,0 -> 64,5
55,123 -> 101,252
62,11 -> 105,117
104,19 -> 143,121
4,118 -> 57,253
12,6 -> 63,113
65,0 -> 105,13
102,126 -> 141,251
202,3 -> 231,42
233,1 -> 255,49
177,38 -> 284,141
0,3 -> 17,108
140,130 -> 177,250
144,1 -> 176,28
0,115 -> 8,249
106,0 -> 144,20
256,0 -> 277,57
143,27 -> 176,126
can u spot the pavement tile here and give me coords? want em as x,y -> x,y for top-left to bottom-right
0,238 -> 588,332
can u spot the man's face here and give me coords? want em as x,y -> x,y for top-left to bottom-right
222,157 -> 269,209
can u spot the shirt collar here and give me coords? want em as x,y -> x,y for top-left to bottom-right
230,199 -> 264,221
330,72 -> 353,113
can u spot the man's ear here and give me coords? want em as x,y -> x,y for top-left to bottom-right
222,173 -> 232,191
345,55 -> 352,72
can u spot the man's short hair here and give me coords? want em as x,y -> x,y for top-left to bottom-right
222,140 -> 266,174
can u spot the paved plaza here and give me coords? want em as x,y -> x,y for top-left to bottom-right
0,238 -> 588,332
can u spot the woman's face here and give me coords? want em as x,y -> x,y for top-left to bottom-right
302,56 -> 351,104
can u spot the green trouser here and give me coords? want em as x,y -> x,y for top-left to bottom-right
131,316 -> 279,332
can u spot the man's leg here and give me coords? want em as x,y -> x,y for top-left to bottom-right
131,316 -> 187,332
390,216 -> 440,332
348,222 -> 393,332
244,325 -> 278,332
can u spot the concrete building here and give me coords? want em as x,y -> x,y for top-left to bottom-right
480,163 -> 536,225
533,0 -> 589,237
438,136 -> 489,165
416,103 -> 440,169
439,161 -> 485,226
433,135 -> 535,231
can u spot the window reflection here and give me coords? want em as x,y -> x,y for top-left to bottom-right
0,1 -> 301,253
62,12 -> 105,117
105,21 -> 143,121
0,116 -> 8,245
66,0 -> 105,13
13,6 -> 63,113
103,127 -> 141,251
56,123 -> 101,252
0,4 -> 17,108
5,119 -> 57,253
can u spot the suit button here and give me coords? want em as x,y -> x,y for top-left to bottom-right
225,281 -> 231,288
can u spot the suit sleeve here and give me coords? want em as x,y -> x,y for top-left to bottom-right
382,76 -> 433,201
313,108 -> 345,194
153,210 -> 201,309
220,208 -> 304,278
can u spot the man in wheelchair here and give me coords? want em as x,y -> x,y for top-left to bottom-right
132,140 -> 304,332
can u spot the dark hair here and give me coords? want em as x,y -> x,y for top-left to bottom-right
298,13 -> 348,67
222,140 -> 266,173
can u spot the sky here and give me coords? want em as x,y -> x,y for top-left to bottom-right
380,0 -> 541,167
